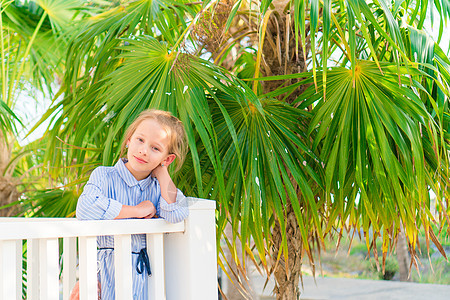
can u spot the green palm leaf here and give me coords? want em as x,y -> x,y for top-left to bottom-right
299,60 -> 447,246
0,99 -> 18,136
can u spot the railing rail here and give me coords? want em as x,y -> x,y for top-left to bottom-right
0,198 -> 217,300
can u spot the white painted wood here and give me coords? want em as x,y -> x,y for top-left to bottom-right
0,198 -> 217,300
0,240 -> 20,299
27,239 -> 40,299
165,198 -> 218,300
39,238 -> 59,300
114,235 -> 133,299
15,240 -> 22,300
79,236 -> 97,300
0,241 -> 2,299
147,233 -> 166,300
0,218 -> 183,240
63,237 -> 77,300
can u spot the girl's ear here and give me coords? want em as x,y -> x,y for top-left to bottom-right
163,154 -> 176,166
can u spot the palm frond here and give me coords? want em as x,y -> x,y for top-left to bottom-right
298,60 -> 448,246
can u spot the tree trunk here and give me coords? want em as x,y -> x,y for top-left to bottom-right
261,2 -> 311,104
198,2 -> 312,299
0,131 -> 10,173
396,225 -> 410,281
272,202 -> 303,300
0,132 -> 19,217
0,175 -> 19,216
222,223 -> 255,300
262,6 -> 310,298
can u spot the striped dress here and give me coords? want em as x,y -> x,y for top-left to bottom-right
76,158 -> 188,300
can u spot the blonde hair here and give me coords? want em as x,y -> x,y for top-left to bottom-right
120,109 -> 187,172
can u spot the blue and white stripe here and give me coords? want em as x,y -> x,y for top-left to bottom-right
76,158 -> 188,299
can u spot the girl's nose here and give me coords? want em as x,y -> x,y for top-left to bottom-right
139,145 -> 149,155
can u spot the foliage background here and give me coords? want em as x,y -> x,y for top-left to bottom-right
1,0 -> 449,298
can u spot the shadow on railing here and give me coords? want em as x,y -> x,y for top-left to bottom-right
0,198 -> 217,300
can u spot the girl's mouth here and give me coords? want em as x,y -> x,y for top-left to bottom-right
134,156 -> 147,164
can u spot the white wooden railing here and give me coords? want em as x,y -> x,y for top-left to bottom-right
0,198 -> 217,300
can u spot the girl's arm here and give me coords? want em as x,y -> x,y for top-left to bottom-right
115,201 -> 156,219
153,166 -> 177,204
152,165 -> 189,223
77,167 -> 156,220
76,168 -> 123,220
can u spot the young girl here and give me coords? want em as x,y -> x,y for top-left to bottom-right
75,109 -> 189,299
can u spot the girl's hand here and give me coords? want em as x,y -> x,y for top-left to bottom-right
151,164 -> 169,180
135,200 -> 157,219
115,201 -> 157,219
152,164 -> 177,204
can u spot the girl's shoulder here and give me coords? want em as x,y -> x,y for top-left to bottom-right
92,165 -> 115,174
89,165 -> 117,180
95,165 -> 115,171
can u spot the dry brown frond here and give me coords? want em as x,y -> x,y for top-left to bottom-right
191,1 -> 233,53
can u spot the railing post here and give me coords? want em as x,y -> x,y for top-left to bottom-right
27,239 -> 40,299
0,240 -> 22,300
63,237 -> 77,300
79,236 -> 98,300
114,234 -> 133,299
147,233 -> 166,299
39,238 -> 59,300
15,240 -> 22,299
164,198 -> 218,300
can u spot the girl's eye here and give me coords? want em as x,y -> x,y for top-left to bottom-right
153,147 -> 159,151
137,138 -> 144,143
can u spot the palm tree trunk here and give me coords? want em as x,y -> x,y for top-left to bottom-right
222,223 -> 254,299
272,202 -> 303,300
0,131 -> 19,217
261,9 -> 310,296
0,131 -> 10,173
396,225 -> 410,281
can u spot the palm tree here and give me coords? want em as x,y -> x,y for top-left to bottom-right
0,0 -> 93,216
22,0 -> 450,299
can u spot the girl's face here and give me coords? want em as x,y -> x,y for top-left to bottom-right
125,118 -> 175,181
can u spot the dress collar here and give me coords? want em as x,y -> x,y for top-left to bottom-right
115,158 -> 155,190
